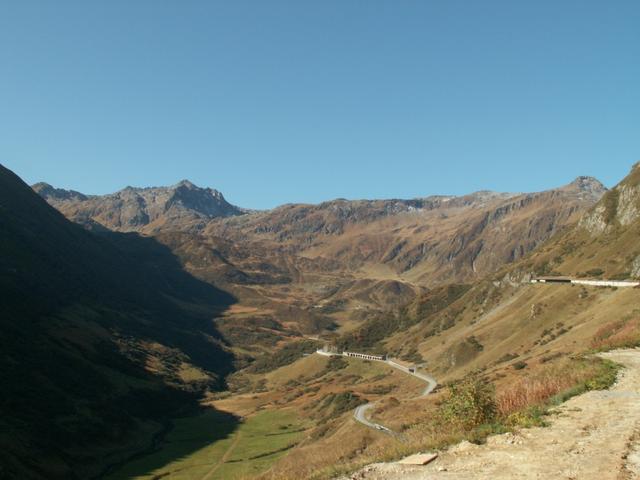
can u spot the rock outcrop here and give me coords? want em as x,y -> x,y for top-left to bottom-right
33,179 -> 245,232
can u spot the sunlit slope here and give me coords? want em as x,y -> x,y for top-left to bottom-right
343,164 -> 640,382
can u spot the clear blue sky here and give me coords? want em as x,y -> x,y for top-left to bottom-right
1,1 -> 639,209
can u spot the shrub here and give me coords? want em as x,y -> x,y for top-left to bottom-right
439,376 -> 496,429
248,339 -> 320,373
318,391 -> 367,419
534,261 -> 552,276
496,353 -> 519,364
610,271 -> 631,280
325,356 -> 348,372
337,284 -> 471,350
585,268 -> 605,277
577,268 -> 605,278
401,347 -> 424,363
506,406 -> 548,428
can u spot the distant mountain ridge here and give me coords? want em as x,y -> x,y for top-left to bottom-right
32,175 -> 606,235
33,179 -> 246,232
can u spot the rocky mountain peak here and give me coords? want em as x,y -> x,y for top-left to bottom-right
567,176 -> 607,194
32,182 -> 88,202
174,179 -> 197,189
32,179 -> 244,232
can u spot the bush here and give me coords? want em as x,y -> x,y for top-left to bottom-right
585,268 -> 605,277
325,356 -> 348,372
577,268 -> 605,278
318,391 -> 367,419
248,339 -> 320,373
337,284 -> 471,350
439,376 -> 496,429
506,406 -> 548,428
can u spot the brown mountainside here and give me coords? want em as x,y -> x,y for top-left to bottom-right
267,165 -> 640,478
197,167 -> 638,480
343,164 -> 640,381
209,176 -> 605,285
34,176 -> 605,339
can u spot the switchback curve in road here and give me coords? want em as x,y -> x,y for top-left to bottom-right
327,354 -> 438,436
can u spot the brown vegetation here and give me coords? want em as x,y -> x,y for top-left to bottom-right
591,314 -> 640,350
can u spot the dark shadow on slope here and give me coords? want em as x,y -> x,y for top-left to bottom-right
96,230 -> 239,383
0,164 -> 241,479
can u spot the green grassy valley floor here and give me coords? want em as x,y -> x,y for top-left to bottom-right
106,409 -> 306,480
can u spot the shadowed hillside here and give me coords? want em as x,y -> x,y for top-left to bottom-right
0,165 -> 239,479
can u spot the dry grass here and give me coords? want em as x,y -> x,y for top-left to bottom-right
245,355 -> 620,480
496,357 -> 618,418
498,373 -> 571,416
591,315 -> 640,351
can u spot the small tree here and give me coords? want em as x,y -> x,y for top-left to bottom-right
439,375 -> 496,429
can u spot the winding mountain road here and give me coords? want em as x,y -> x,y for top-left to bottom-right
354,403 -> 393,434
343,355 -> 437,436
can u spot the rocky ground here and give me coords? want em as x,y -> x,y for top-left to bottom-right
341,349 -> 640,480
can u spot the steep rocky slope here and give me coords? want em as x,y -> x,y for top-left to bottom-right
1,165 -> 237,479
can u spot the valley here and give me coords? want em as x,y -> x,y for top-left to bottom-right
4,4 -> 638,479
4,162 -> 640,479
33,174 -> 606,351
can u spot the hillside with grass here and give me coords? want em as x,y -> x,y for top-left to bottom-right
227,164 -> 640,478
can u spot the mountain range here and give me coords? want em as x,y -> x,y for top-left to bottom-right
32,174 -> 606,345
3,160 -> 630,479
340,162 -> 640,376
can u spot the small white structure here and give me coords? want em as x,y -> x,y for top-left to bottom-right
315,347 -> 386,361
316,345 -> 341,357
343,351 -> 386,361
531,277 -> 639,288
571,279 -> 640,288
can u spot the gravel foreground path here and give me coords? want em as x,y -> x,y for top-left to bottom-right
341,349 -> 640,480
